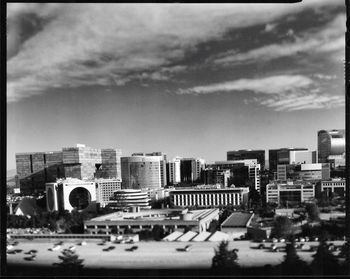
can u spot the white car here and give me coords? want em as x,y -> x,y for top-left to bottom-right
7,245 -> 14,250
68,245 -> 76,251
51,245 -> 61,251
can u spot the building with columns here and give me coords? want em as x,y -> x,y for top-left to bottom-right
169,187 -> 249,208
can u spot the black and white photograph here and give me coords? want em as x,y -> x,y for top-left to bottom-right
4,0 -> 350,277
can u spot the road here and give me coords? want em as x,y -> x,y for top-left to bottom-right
6,239 -> 344,270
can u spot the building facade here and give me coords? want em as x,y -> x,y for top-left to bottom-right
84,208 -> 219,234
95,178 -> 122,207
203,169 -> 231,187
268,148 -> 309,173
266,181 -> 315,205
318,129 -> 345,164
318,179 -> 346,198
277,163 -> 330,181
95,149 -> 122,180
16,144 -> 122,195
109,189 -> 151,209
45,178 -> 97,212
227,149 -> 265,170
170,188 -> 249,208
180,158 -> 205,183
167,157 -> 181,185
213,160 -> 261,191
121,156 -> 161,190
16,151 -> 65,195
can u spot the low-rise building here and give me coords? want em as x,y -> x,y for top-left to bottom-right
46,178 -> 97,212
84,208 -> 219,234
220,212 -> 254,239
266,180 -> 315,205
169,187 -> 249,208
108,189 -> 151,209
318,178 -> 346,198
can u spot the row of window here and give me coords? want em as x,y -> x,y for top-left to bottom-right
172,193 -> 240,206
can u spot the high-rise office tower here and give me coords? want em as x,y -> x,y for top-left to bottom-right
268,148 -> 310,172
16,144 -> 122,195
132,152 -> 167,188
180,158 -> 205,183
95,148 -> 122,179
227,149 -> 265,170
214,159 -> 261,191
62,144 -> 102,180
121,155 -> 161,190
318,129 -> 345,165
167,156 -> 181,185
16,151 -> 64,195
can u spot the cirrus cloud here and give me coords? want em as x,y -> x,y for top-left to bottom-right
7,1 -> 343,102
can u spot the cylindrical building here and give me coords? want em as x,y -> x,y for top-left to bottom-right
318,129 -> 345,163
121,156 -> 161,189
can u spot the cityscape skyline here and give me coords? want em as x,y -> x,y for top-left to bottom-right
7,1 -> 345,170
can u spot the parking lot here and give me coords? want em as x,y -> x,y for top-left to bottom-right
7,238 -> 344,270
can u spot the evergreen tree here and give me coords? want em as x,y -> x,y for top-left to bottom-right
280,239 -> 310,275
311,235 -> 340,275
212,241 -> 239,272
54,249 -> 84,273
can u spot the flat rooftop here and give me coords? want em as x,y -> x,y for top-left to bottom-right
221,212 -> 253,228
89,208 -> 218,222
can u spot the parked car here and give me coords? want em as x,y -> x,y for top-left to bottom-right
50,245 -> 61,251
271,244 -> 283,252
176,245 -> 192,252
68,246 -> 76,251
125,246 -> 138,252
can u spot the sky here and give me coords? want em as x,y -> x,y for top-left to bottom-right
6,1 -> 346,170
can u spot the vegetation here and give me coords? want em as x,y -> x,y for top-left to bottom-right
270,216 -> 294,239
305,203 -> 320,222
311,234 -> 341,275
53,249 -> 84,273
208,219 -> 220,233
212,240 -> 239,271
7,210 -> 98,233
279,239 -> 310,275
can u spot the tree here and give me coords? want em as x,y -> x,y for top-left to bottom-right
271,216 -> 294,239
208,219 -> 220,233
311,234 -> 340,275
54,249 -> 84,273
305,203 -> 320,222
280,239 -> 310,275
212,240 -> 239,271
339,238 -> 350,275
152,225 -> 164,241
248,189 -> 261,209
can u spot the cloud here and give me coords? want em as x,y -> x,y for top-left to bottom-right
176,74 -> 344,111
210,13 -> 345,66
7,1 -> 343,102
177,75 -> 313,95
313,73 -> 337,80
260,93 -> 344,112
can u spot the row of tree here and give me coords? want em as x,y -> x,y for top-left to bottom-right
212,238 -> 350,275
